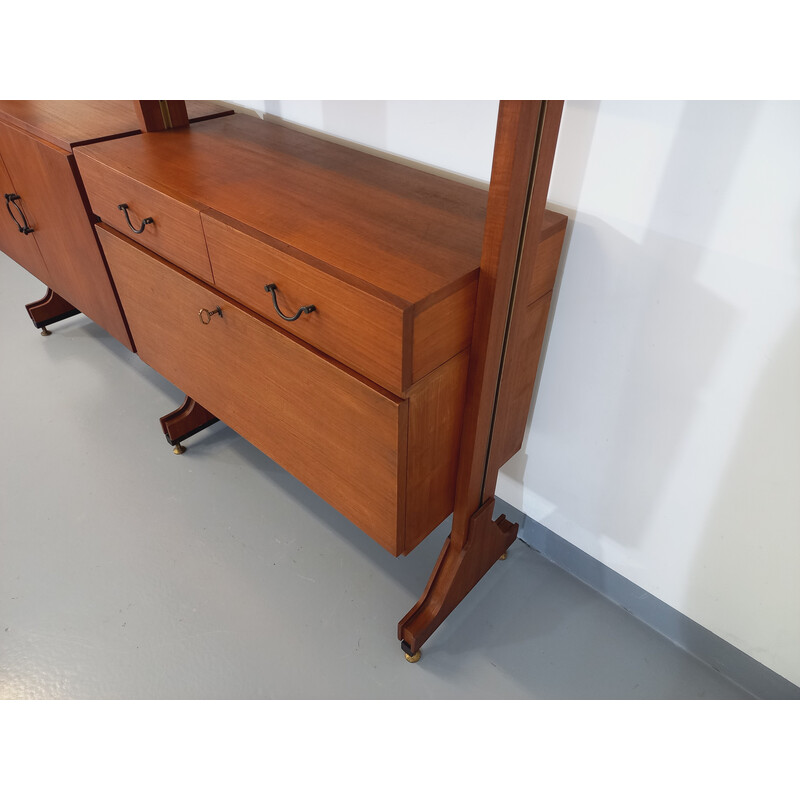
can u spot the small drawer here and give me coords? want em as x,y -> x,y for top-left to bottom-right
75,148 -> 214,284
202,211 -> 409,395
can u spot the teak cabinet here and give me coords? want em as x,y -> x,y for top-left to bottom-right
0,101 -> 231,346
1,101 -> 567,658
75,113 -> 490,556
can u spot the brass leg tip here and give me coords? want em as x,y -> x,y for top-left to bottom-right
405,649 -> 421,663
40,327 -> 51,336
499,552 -> 508,560
173,443 -> 186,455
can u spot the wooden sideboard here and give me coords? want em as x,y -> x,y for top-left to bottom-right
1,101 -> 566,659
0,101 -> 231,344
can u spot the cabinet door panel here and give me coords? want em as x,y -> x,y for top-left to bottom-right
0,120 -> 133,349
0,150 -> 50,284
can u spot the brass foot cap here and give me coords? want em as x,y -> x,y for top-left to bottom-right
173,443 -> 186,455
499,552 -> 508,560
40,327 -> 51,337
405,650 -> 421,663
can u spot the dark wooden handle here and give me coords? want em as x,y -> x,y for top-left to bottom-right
118,203 -> 153,234
4,193 -> 34,234
264,283 -> 316,322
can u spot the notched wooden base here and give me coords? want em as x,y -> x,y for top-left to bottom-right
25,288 -> 80,334
398,497 -> 518,655
159,395 -> 218,452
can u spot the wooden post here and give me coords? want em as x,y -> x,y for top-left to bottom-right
398,100 -> 564,658
134,101 -> 189,132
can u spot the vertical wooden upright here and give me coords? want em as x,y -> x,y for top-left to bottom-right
398,100 -> 564,658
134,101 -> 189,132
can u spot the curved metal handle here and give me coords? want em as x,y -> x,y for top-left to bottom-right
118,203 -> 153,234
198,306 -> 223,325
264,283 -> 316,322
4,193 -> 34,235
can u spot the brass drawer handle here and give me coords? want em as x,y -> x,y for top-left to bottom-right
264,283 -> 316,322
4,193 -> 34,235
118,203 -> 153,234
198,306 -> 223,324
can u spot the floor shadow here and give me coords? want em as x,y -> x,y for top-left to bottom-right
193,422 -> 452,592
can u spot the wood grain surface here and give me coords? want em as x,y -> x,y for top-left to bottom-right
75,114 -> 488,307
0,120 -> 133,349
203,210 -> 409,394
0,150 -> 50,284
402,348 -> 470,553
77,151 -> 214,284
399,100 -> 566,654
0,100 -> 232,151
134,101 -> 190,133
98,223 -> 408,554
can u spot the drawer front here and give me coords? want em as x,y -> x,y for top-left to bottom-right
98,224 -> 407,555
76,151 -> 214,284
202,212 -> 408,395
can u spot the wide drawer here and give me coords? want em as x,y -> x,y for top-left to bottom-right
98,223 -> 408,553
202,211 -> 411,394
76,149 -> 214,284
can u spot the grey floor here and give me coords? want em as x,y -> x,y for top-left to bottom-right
0,254 -> 750,699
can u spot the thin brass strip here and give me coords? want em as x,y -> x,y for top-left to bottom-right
158,100 -> 173,130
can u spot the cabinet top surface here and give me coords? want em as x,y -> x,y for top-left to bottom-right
78,113 -> 490,305
0,100 -> 230,151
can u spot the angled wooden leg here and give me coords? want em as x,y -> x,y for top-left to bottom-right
159,395 -> 218,454
398,498 -> 518,659
25,288 -> 80,336
398,101 -> 563,660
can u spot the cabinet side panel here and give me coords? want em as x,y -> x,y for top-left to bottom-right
411,276 -> 478,385
403,348 -> 470,553
486,291 -> 552,478
528,216 -> 567,304
484,221 -> 566,480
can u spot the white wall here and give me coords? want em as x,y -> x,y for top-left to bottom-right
231,100 -> 499,182
504,101 -> 800,689
228,100 -> 800,688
